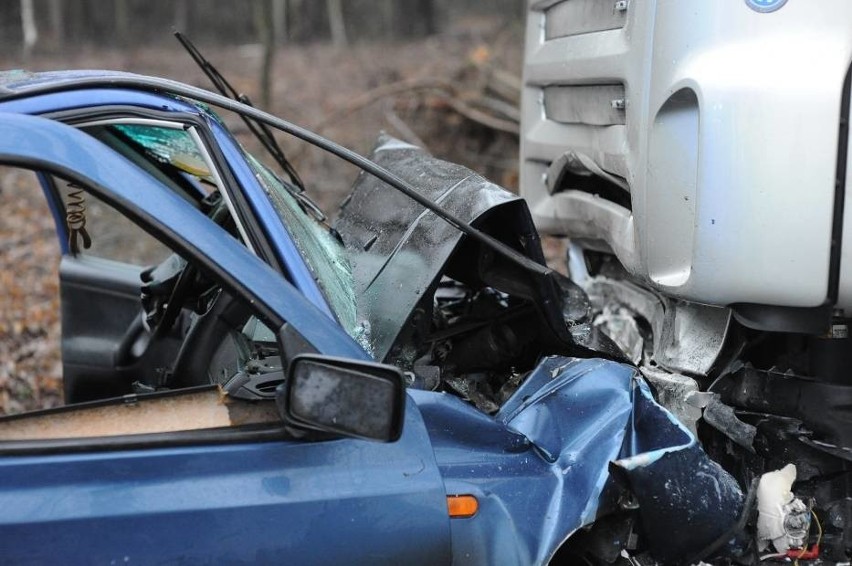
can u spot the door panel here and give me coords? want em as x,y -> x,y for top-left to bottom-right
59,255 -> 182,402
0,398 -> 452,564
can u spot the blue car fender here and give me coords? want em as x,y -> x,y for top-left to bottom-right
413,357 -> 743,565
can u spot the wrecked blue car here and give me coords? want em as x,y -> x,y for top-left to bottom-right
0,68 -> 744,565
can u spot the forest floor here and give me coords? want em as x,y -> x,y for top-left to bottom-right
0,18 -> 566,414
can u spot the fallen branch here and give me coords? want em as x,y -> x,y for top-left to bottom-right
291,77 -> 457,161
467,94 -> 520,123
291,72 -> 520,164
383,102 -> 430,150
432,95 -> 519,135
312,77 -> 458,135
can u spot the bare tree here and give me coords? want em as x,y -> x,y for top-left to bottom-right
327,0 -> 347,47
174,0 -> 191,35
272,0 -> 287,44
254,0 -> 276,109
115,0 -> 129,46
48,0 -> 63,48
20,0 -> 38,58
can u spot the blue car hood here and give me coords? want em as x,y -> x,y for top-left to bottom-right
414,356 -> 744,564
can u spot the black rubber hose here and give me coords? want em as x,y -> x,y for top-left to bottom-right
686,477 -> 760,565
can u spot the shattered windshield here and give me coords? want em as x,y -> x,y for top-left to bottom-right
243,152 -> 358,338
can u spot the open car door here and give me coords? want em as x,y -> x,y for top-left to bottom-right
35,115 -> 234,403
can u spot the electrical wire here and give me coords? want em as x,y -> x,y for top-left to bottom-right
759,509 -> 823,563
791,509 -> 822,565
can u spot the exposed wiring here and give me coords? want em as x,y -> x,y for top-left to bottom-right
789,509 -> 822,565
759,508 -> 824,563
814,509 -> 823,544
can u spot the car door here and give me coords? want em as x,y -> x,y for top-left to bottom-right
0,113 -> 452,564
37,115 -> 240,403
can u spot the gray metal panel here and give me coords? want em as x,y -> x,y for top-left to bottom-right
543,84 -> 626,126
837,92 -> 852,311
545,0 -> 626,40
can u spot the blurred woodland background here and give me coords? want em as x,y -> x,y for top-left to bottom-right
0,0 -> 565,414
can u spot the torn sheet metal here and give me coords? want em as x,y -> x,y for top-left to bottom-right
0,386 -> 279,441
334,136 -> 544,360
639,366 -> 703,435
585,275 -> 732,376
417,356 -> 744,564
609,388 -> 745,563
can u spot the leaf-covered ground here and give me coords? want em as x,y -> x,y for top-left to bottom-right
0,168 -> 63,413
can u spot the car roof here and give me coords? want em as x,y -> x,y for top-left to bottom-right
0,70 -> 148,97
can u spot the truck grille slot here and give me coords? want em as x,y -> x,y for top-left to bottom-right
544,0 -> 627,40
543,84 -> 626,126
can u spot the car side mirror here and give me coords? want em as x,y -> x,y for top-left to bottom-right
276,354 -> 406,442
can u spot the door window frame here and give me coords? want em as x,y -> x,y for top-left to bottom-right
0,111 -> 368,452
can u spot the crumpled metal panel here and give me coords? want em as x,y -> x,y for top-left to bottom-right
415,356 -> 743,564
334,136 -> 543,360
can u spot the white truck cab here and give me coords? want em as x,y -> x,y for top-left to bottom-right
521,0 -> 852,329
520,2 -> 852,562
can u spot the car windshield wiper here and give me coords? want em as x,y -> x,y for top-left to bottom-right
175,32 -> 329,223
174,32 -> 305,192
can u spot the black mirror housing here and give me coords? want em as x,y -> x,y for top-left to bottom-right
276,355 -> 406,442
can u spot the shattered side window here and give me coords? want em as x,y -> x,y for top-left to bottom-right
70,122 -> 223,264
113,124 -> 215,188
244,153 -> 357,337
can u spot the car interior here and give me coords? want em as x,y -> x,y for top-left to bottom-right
35,120 -> 289,407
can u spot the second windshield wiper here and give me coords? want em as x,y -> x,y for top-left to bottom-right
174,31 -> 305,193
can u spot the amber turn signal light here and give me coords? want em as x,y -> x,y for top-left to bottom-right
447,495 -> 478,518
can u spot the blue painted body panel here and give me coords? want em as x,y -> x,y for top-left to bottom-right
0,100 -> 448,565
205,118 -> 335,320
0,396 -> 452,564
414,357 -> 743,564
0,77 -> 742,564
35,170 -> 68,254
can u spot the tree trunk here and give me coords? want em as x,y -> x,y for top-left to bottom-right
382,0 -> 394,40
114,0 -> 129,46
420,0 -> 437,36
254,0 -> 276,109
272,0 -> 286,44
20,0 -> 38,58
174,0 -> 190,35
326,0 -> 347,47
48,0 -> 63,49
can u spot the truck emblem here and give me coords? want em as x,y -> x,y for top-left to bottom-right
745,0 -> 788,12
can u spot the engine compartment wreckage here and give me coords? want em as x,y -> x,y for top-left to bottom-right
0,61 -> 843,564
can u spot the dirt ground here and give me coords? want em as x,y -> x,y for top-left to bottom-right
0,20 -> 567,414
